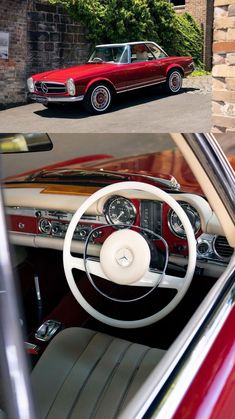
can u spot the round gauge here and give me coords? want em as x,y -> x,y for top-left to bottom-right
104,196 -> 136,226
168,202 -> 201,238
39,218 -> 52,234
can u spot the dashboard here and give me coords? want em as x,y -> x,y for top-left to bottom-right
7,194 -> 233,266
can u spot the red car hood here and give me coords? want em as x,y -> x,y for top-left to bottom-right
32,63 -> 121,83
5,149 -> 204,194
86,149 -> 203,194
7,148 -> 235,195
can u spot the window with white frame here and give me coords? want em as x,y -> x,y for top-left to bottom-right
170,0 -> 185,6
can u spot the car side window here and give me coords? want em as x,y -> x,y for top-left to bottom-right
117,46 -> 128,64
146,43 -> 167,59
131,44 -> 154,62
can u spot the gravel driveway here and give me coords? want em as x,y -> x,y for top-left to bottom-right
183,75 -> 212,94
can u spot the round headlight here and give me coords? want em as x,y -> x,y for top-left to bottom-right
66,78 -> 76,96
27,77 -> 34,93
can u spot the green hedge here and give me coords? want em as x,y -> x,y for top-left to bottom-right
49,0 -> 203,65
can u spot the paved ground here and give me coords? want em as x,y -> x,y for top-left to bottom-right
0,76 -> 212,133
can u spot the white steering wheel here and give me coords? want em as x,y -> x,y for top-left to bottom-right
63,181 -> 197,328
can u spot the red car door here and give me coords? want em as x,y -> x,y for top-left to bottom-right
118,43 -> 164,92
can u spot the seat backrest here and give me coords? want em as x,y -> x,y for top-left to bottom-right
136,51 -> 148,61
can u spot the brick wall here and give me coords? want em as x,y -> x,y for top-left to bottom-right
212,0 -> 235,132
27,1 -> 90,77
174,0 -> 213,70
0,0 -> 28,107
185,0 -> 206,24
0,0 -> 90,108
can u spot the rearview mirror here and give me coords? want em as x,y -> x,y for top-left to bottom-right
0,133 -> 53,153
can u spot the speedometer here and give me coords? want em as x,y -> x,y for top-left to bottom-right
168,202 -> 201,238
104,196 -> 136,226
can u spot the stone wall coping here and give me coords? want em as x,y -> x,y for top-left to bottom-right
215,0 -> 235,5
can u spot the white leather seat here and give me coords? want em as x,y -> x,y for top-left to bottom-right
31,327 -> 165,419
136,51 -> 149,61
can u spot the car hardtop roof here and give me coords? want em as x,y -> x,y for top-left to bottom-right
96,41 -> 160,48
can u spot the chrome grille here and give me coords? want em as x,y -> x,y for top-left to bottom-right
35,81 -> 66,94
213,236 -> 233,260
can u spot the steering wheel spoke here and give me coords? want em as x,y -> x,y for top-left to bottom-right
158,274 -> 185,291
70,255 -> 106,277
70,255 -> 185,292
134,271 -> 184,291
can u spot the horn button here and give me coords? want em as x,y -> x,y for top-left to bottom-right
100,229 -> 151,285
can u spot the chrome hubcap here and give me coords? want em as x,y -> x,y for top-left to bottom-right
91,86 -> 111,111
169,72 -> 181,92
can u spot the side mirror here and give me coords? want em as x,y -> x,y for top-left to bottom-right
0,133 -> 53,154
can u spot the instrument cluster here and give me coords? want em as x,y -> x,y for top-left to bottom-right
7,196 -> 232,263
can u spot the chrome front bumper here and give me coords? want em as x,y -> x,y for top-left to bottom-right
30,94 -> 84,104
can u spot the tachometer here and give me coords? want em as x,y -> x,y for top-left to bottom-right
168,202 -> 201,238
104,196 -> 136,226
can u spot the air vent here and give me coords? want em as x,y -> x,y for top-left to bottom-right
213,236 -> 233,260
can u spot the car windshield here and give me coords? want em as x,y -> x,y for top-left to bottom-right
88,45 -> 129,64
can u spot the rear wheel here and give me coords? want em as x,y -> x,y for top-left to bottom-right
83,83 -> 113,114
165,69 -> 182,94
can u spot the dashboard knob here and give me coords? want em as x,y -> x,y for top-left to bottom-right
197,241 -> 210,256
52,225 -> 59,234
92,230 -> 102,238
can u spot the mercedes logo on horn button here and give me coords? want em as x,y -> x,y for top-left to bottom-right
115,248 -> 134,267
41,82 -> 48,94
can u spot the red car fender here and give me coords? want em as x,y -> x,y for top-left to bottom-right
84,77 -> 116,94
165,63 -> 185,77
173,305 -> 235,419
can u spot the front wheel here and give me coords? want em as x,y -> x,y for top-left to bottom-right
165,70 -> 183,94
83,83 -> 113,114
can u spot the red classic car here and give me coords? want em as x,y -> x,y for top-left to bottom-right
27,41 -> 195,114
0,133 -> 234,419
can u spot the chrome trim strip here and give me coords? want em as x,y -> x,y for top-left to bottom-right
31,94 -> 84,103
7,207 -> 106,224
35,81 -> 65,85
36,87 -> 65,90
116,79 -> 166,94
9,231 -> 35,237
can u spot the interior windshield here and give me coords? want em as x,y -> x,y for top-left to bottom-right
88,45 -> 129,64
